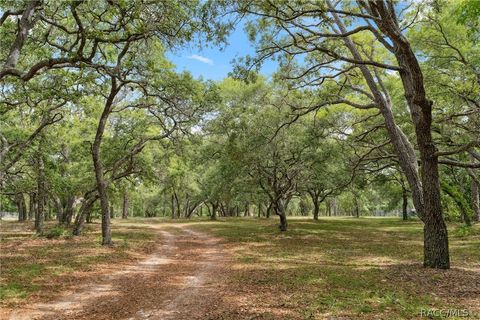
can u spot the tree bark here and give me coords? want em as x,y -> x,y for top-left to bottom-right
35,150 -> 45,234
54,196 -> 63,223
279,213 -> 287,231
332,197 -> 338,216
92,76 -> 119,246
73,196 -> 97,236
28,192 -> 36,220
15,193 -> 27,221
402,186 -> 408,221
173,191 -> 180,219
328,1 -> 450,268
473,177 -> 480,223
274,199 -> 288,231
244,202 -> 250,217
63,196 -> 75,225
313,200 -> 319,220
171,193 -> 175,219
122,192 -> 129,219
307,190 -> 321,221
354,197 -> 360,218
266,202 -> 272,218
210,201 -> 218,220
2,0 -> 40,73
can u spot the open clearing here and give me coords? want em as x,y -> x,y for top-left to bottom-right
1,217 -> 479,319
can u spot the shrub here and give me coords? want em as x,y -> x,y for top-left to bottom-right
44,226 -> 65,239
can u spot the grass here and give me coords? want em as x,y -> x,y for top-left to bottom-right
0,219 -> 157,306
189,217 -> 480,319
1,216 -> 478,319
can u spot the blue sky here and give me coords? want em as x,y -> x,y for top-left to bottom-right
165,2 -> 414,82
166,22 -> 277,81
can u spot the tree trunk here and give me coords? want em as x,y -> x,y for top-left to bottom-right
173,191 -> 180,219
266,202 -> 272,218
73,196 -> 96,236
110,204 -> 114,219
278,213 -> 287,231
171,193 -> 175,219
375,1 -> 450,269
15,193 -> 27,221
354,197 -> 360,218
472,175 -> 480,223
210,202 -> 217,220
308,190 -> 320,221
28,192 -> 36,220
244,202 -> 250,217
92,77 -> 118,246
64,196 -> 75,225
328,3 -> 450,268
86,210 -> 93,223
274,200 -> 288,231
332,198 -> 337,216
402,187 -> 408,221
122,192 -> 129,219
35,144 -> 46,234
54,197 -> 64,223
313,199 -> 319,220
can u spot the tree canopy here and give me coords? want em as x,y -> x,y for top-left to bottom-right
1,0 -> 479,270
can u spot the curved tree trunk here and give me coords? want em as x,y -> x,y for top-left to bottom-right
328,1 -> 450,268
92,76 -> 119,246
73,196 -> 96,236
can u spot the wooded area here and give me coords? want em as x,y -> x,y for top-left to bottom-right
1,0 -> 479,318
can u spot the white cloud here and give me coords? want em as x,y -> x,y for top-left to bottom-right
188,54 -> 213,65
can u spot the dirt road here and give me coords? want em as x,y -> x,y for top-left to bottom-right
8,225 -> 228,320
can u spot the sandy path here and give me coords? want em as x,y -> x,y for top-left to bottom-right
8,225 -> 227,320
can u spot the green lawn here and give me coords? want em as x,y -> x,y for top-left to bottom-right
190,217 -> 480,319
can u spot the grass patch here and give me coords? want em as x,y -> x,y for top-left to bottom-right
0,220 -> 157,306
190,217 -> 480,319
0,283 -> 28,300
